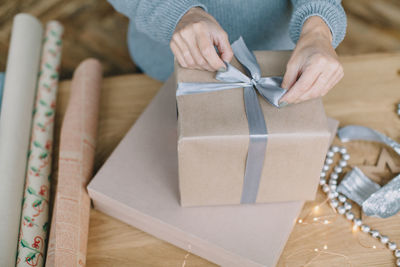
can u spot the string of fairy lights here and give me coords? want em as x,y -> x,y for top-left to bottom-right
288,146 -> 399,266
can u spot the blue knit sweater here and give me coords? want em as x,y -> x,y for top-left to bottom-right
109,0 -> 346,81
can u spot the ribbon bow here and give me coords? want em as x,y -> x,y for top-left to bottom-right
177,37 -> 287,107
176,37 -> 286,204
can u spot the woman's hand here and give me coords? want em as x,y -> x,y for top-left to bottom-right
170,7 -> 233,71
280,16 -> 344,105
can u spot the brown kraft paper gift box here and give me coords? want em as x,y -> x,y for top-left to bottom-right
175,50 -> 331,207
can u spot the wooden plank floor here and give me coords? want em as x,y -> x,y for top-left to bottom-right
1,0 -> 400,78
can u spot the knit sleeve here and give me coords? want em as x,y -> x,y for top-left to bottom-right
108,0 -> 207,45
289,0 -> 347,48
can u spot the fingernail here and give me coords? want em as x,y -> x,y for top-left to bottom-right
279,101 -> 289,108
218,66 -> 226,72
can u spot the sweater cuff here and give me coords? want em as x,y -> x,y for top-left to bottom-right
138,0 -> 207,45
289,1 -> 347,48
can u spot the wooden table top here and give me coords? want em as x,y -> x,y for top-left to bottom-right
53,53 -> 400,267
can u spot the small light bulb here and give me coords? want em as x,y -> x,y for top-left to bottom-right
323,220 -> 329,224
313,217 -> 318,221
314,248 -> 319,252
298,219 -> 303,224
372,245 -> 377,249
323,245 -> 328,250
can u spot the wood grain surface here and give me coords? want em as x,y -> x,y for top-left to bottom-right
52,53 -> 400,266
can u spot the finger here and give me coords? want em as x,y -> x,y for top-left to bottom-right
317,66 -> 343,97
196,31 -> 226,71
170,41 -> 188,68
281,59 -> 300,90
296,71 -> 331,103
180,29 -> 213,71
214,31 -> 233,62
172,33 -> 196,68
296,62 -> 344,102
323,65 -> 344,95
280,66 -> 321,104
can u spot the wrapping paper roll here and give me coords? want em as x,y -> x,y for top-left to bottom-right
0,14 -> 43,266
0,72 -> 5,109
17,21 -> 64,267
46,59 -> 102,266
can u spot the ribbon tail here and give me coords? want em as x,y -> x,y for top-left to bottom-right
338,125 -> 400,155
241,86 -> 267,204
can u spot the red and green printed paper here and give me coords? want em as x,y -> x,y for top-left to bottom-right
17,21 -> 63,267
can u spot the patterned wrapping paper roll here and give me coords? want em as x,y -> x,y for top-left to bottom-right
17,21 -> 64,267
45,59 -> 102,267
0,14 -> 43,266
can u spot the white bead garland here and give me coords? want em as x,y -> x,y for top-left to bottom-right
370,230 -> 380,238
389,242 -> 397,251
361,225 -> 370,233
345,212 -> 355,220
338,195 -> 347,203
353,218 -> 362,226
320,146 -> 399,262
337,206 -> 346,214
344,202 -> 352,210
381,235 -> 389,244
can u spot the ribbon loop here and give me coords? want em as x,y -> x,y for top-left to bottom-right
231,37 -> 261,81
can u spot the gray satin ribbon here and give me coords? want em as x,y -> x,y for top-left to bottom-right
363,174 -> 400,218
337,125 -> 400,217
338,168 -> 400,218
337,167 -> 381,206
338,125 -> 400,155
176,37 -> 286,204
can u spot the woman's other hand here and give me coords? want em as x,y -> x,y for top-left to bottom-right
280,16 -> 344,105
170,7 -> 233,71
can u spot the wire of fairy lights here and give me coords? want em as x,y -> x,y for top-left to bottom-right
286,146 -> 400,266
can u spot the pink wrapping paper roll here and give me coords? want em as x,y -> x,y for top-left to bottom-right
17,21 -> 63,267
45,59 -> 102,266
